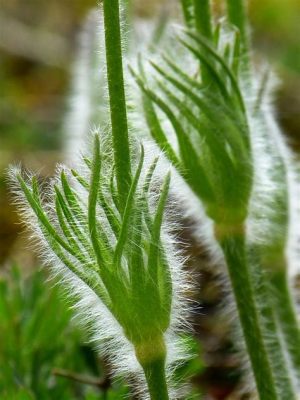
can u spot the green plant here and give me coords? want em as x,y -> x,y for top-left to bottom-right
131,0 -> 300,398
10,0 -> 300,399
10,1 -> 192,399
0,265 -> 128,399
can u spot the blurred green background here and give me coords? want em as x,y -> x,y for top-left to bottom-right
0,1 -> 299,399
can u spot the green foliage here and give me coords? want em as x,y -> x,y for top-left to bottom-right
133,29 -> 252,226
11,0 -> 183,398
7,0 -> 300,399
16,134 -> 173,350
0,265 -> 128,399
132,1 -> 300,399
14,129 -> 177,400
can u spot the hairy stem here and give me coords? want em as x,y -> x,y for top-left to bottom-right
255,129 -> 300,387
135,337 -> 169,400
248,248 -> 297,399
271,266 -> 300,380
265,154 -> 300,381
217,227 -> 278,399
226,0 -> 250,70
103,0 -> 131,210
192,0 -> 214,85
226,0 -> 248,43
193,0 -> 213,40
142,358 -> 169,400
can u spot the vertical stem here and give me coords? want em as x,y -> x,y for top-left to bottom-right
264,152 -> 300,381
257,134 -> 300,385
271,267 -> 300,380
142,358 -> 169,400
103,0 -> 131,210
193,0 -> 213,40
218,228 -> 278,400
248,248 -> 297,399
226,0 -> 248,48
226,0 -> 250,71
192,0 -> 213,85
135,338 -> 169,400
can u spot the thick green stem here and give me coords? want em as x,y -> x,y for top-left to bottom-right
135,338 -> 169,400
192,0 -> 213,85
103,0 -> 131,210
142,357 -> 169,400
226,0 -> 250,71
217,228 -> 278,400
226,0 -> 248,45
247,248 -> 297,399
271,267 -> 300,380
255,138 -> 300,385
193,0 -> 213,40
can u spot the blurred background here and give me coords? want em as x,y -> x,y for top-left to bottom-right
0,0 -> 300,399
